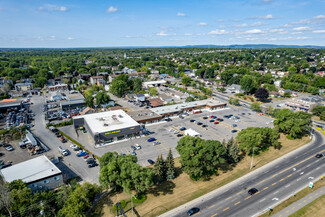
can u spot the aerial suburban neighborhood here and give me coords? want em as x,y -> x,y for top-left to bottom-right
1,1 -> 325,217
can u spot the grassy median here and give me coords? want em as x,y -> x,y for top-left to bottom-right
91,134 -> 310,217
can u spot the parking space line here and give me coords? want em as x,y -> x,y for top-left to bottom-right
234,201 -> 240,205
223,207 -> 229,212
272,183 -> 277,186
209,205 -> 215,209
211,213 -> 218,217
280,178 -> 285,182
245,196 -> 251,200
263,187 -> 268,191
225,196 -> 232,201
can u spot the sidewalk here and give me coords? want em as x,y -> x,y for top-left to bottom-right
272,185 -> 325,217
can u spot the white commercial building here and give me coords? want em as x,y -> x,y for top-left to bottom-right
184,128 -> 200,137
0,155 -> 63,191
73,110 -> 141,145
143,80 -> 167,88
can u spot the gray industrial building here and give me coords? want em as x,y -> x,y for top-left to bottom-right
73,110 -> 141,145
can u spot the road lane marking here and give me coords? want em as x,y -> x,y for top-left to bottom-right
272,183 -> 277,186
234,201 -> 241,205
245,196 -> 251,200
272,174 -> 278,178
211,213 -> 218,217
263,187 -> 268,190
259,179 -> 266,184
309,196 -> 313,199
223,207 -> 229,212
286,211 -> 289,213
226,196 -> 232,201
287,174 -> 292,177
231,198 -> 237,202
209,205 -> 215,209
193,212 -> 200,216
280,178 -> 285,182
299,203 -> 302,205
304,200 -> 306,202
292,207 -> 295,210
236,191 -> 242,195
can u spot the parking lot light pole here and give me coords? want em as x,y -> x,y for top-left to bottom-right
250,147 -> 260,170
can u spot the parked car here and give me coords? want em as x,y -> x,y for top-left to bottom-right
203,116 -> 208,119
147,159 -> 155,165
231,130 -> 238,133
83,154 -> 90,159
177,134 -> 183,137
232,124 -> 237,127
77,152 -> 88,157
202,125 -> 208,128
197,122 -> 203,125
187,207 -> 200,216
153,141 -> 161,146
5,145 -> 14,151
135,144 -> 141,150
209,119 -> 214,122
88,162 -> 98,168
85,158 -> 95,162
315,153 -> 324,158
131,145 -> 136,151
147,138 -> 156,142
87,160 -> 96,164
70,144 -> 78,149
130,151 -> 137,155
190,119 -> 195,122
180,127 -> 186,131
214,122 -> 219,124
219,118 -> 224,121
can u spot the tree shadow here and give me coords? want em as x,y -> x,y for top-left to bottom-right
147,181 -> 176,197
175,166 -> 183,178
87,192 -> 114,217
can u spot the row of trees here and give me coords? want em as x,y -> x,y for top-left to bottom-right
109,74 -> 143,97
312,105 -> 325,121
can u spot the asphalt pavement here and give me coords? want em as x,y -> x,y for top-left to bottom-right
159,130 -> 325,217
30,95 -> 100,184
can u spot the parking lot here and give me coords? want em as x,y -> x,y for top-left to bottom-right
60,105 -> 274,167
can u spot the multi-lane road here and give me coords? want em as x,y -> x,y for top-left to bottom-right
160,130 -> 325,217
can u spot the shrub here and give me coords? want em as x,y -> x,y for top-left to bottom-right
131,194 -> 146,204
113,200 -> 127,210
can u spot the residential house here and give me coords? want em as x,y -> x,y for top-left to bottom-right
79,107 -> 95,115
279,89 -> 292,96
15,83 -> 33,92
274,80 -> 282,88
159,93 -> 174,104
47,84 -> 68,92
227,84 -> 244,93
315,71 -> 324,77
135,94 -> 146,102
90,76 -> 104,85
148,98 -> 164,107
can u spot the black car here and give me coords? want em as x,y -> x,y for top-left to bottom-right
248,188 -> 258,195
315,153 -> 324,158
87,160 -> 96,164
202,125 -> 208,128
148,159 -> 155,165
131,145 -> 136,151
177,134 -> 183,137
203,116 -> 208,119
180,127 -> 186,131
187,207 -> 200,216
231,130 -> 237,133
209,119 -> 215,122
88,163 -> 98,168
197,122 -> 203,125
190,119 -> 195,122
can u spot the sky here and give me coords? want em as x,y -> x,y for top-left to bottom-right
0,0 -> 325,48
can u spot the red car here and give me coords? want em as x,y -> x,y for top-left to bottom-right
83,154 -> 90,159
214,122 -> 219,124
210,115 -> 215,118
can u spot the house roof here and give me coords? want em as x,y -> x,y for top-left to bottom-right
148,98 -> 164,107
0,155 -> 61,184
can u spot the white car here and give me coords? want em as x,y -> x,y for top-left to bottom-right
70,144 -> 78,149
153,141 -> 161,146
135,144 -> 141,150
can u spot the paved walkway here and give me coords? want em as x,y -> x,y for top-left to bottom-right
272,185 -> 325,217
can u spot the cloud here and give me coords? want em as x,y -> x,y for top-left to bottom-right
313,30 -> 325,33
177,12 -> 186,17
263,14 -> 273,19
106,6 -> 118,13
198,22 -> 208,26
293,26 -> 311,31
49,36 -> 56,40
263,0 -> 273,3
245,29 -> 263,34
314,15 -> 325,19
269,28 -> 284,33
67,37 -> 74,40
251,22 -> 266,26
156,31 -> 169,36
208,29 -> 227,35
38,4 -> 68,12
184,33 -> 193,36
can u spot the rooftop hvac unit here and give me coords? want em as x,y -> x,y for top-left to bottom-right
104,123 -> 108,126
118,114 -> 123,118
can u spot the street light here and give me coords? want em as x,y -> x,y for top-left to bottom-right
250,147 -> 260,170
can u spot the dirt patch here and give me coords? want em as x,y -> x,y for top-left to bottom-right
95,134 -> 311,217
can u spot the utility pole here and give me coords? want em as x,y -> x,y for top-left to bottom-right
250,147 -> 260,170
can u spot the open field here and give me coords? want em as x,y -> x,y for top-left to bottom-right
92,134 -> 311,217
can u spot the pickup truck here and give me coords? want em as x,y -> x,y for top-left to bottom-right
58,146 -> 69,156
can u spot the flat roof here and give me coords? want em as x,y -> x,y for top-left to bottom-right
128,109 -> 162,122
61,99 -> 86,106
0,155 -> 61,183
74,110 -> 140,134
150,100 -> 226,115
143,80 -> 166,85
